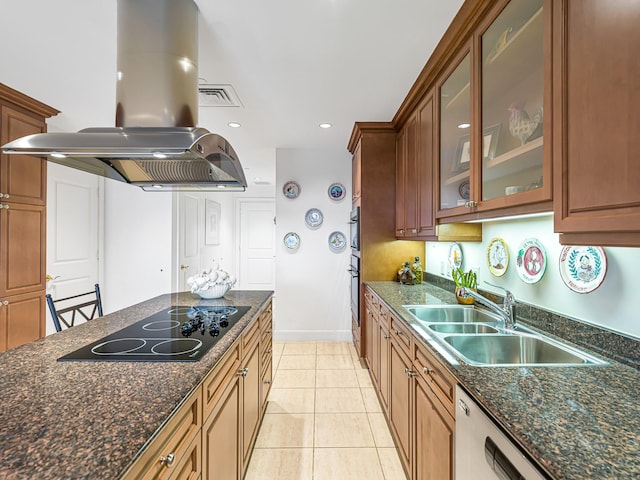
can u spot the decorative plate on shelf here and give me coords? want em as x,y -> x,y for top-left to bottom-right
282,181 -> 301,199
328,231 -> 347,252
328,183 -> 346,202
559,246 -> 607,294
458,180 -> 470,200
487,237 -> 509,277
448,242 -> 463,270
305,208 -> 324,228
283,232 -> 301,251
515,238 -> 547,284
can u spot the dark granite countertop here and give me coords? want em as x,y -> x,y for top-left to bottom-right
366,280 -> 640,480
0,290 -> 273,480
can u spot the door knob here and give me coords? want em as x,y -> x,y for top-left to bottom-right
180,264 -> 190,270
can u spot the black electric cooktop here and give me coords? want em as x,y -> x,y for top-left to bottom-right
58,305 -> 250,362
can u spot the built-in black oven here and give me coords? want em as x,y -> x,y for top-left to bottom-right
349,254 -> 360,326
350,206 -> 360,251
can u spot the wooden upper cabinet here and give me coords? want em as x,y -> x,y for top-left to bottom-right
417,93 -> 436,237
435,0 -> 552,221
0,98 -> 54,206
352,140 -> 362,203
553,0 -> 640,246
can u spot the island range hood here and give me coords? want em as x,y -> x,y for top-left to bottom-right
2,0 -> 247,192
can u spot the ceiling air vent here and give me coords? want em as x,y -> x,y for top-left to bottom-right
198,84 -> 243,107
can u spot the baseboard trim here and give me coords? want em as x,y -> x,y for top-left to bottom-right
273,330 -> 352,342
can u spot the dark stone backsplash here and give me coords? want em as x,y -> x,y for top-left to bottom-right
423,272 -> 640,369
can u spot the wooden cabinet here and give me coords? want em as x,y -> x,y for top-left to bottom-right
389,331 -> 413,476
347,124 -> 423,358
414,373 -> 455,480
123,299 -> 274,480
436,0 -> 551,221
0,84 -> 57,352
552,0 -> 640,246
364,293 -> 457,480
202,343 -> 242,480
397,94 -> 437,240
122,386 -> 202,480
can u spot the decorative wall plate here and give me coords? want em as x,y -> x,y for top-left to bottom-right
328,183 -> 346,202
282,181 -> 301,199
283,232 -> 301,251
448,242 -> 463,270
559,246 -> 607,294
328,231 -> 347,252
305,208 -> 323,228
487,237 -> 509,277
516,238 -> 547,284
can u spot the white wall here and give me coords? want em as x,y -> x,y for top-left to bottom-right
275,148 -> 352,341
425,214 -> 640,339
103,180 -> 173,312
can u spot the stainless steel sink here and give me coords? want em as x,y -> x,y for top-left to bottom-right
404,305 -> 501,324
442,334 -> 607,366
428,323 -> 499,334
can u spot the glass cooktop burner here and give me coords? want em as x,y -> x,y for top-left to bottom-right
58,305 -> 250,362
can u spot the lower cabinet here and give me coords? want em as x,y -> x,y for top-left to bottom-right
0,290 -> 45,352
370,302 -> 456,480
414,373 -> 454,480
389,337 -> 413,475
122,299 -> 273,480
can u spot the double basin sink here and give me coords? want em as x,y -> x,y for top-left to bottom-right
404,305 -> 607,367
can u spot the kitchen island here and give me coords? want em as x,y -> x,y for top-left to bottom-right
366,280 -> 640,480
0,290 -> 273,480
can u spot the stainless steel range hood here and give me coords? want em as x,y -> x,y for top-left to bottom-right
2,0 -> 247,192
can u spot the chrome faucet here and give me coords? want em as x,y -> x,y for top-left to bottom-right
457,282 -> 517,329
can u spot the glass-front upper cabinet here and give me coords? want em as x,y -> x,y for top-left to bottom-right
439,51 -> 471,212
480,0 -> 544,201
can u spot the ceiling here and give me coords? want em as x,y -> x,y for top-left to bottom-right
0,0 -> 464,185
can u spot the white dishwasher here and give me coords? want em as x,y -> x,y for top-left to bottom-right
455,385 -> 547,480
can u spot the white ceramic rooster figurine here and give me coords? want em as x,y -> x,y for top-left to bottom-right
508,102 -> 543,145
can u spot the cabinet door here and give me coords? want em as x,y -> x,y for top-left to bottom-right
0,105 -> 47,206
378,322 -> 390,413
479,0 -> 548,207
0,203 -> 46,297
241,339 -> 261,472
365,306 -> 374,371
417,94 -> 436,237
352,140 -> 362,202
438,48 -> 472,216
414,375 -> 454,480
397,114 -> 418,238
0,290 -> 45,352
389,339 -> 412,475
553,0 -> 640,245
202,375 -> 242,480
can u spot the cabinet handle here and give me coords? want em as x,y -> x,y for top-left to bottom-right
423,367 -> 432,375
383,333 -> 391,339
264,380 -> 272,384
266,329 -> 272,334
159,452 -> 175,467
404,367 -> 415,377
465,201 -> 477,208
395,329 -> 404,336
1,301 -> 8,306
0,204 -> 9,209
0,193 -> 8,198
266,349 -> 273,354
399,229 -> 405,234
411,228 -> 417,233
238,368 -> 249,377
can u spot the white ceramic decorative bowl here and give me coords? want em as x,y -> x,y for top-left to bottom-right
197,284 -> 230,299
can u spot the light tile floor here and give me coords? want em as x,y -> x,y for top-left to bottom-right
244,341 -> 408,480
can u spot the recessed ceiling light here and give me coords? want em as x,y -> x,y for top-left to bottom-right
228,122 -> 241,128
319,123 -> 332,129
458,123 -> 471,129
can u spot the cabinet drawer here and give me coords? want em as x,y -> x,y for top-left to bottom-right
242,317 -> 260,354
167,433 -> 201,480
259,300 -> 273,330
123,386 -> 202,480
260,356 -> 273,412
413,341 -> 455,417
378,302 -> 390,331
202,342 -> 241,419
390,315 -> 412,356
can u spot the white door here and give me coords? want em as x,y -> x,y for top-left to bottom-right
238,200 -> 276,290
177,192 -> 202,291
46,163 -> 102,333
